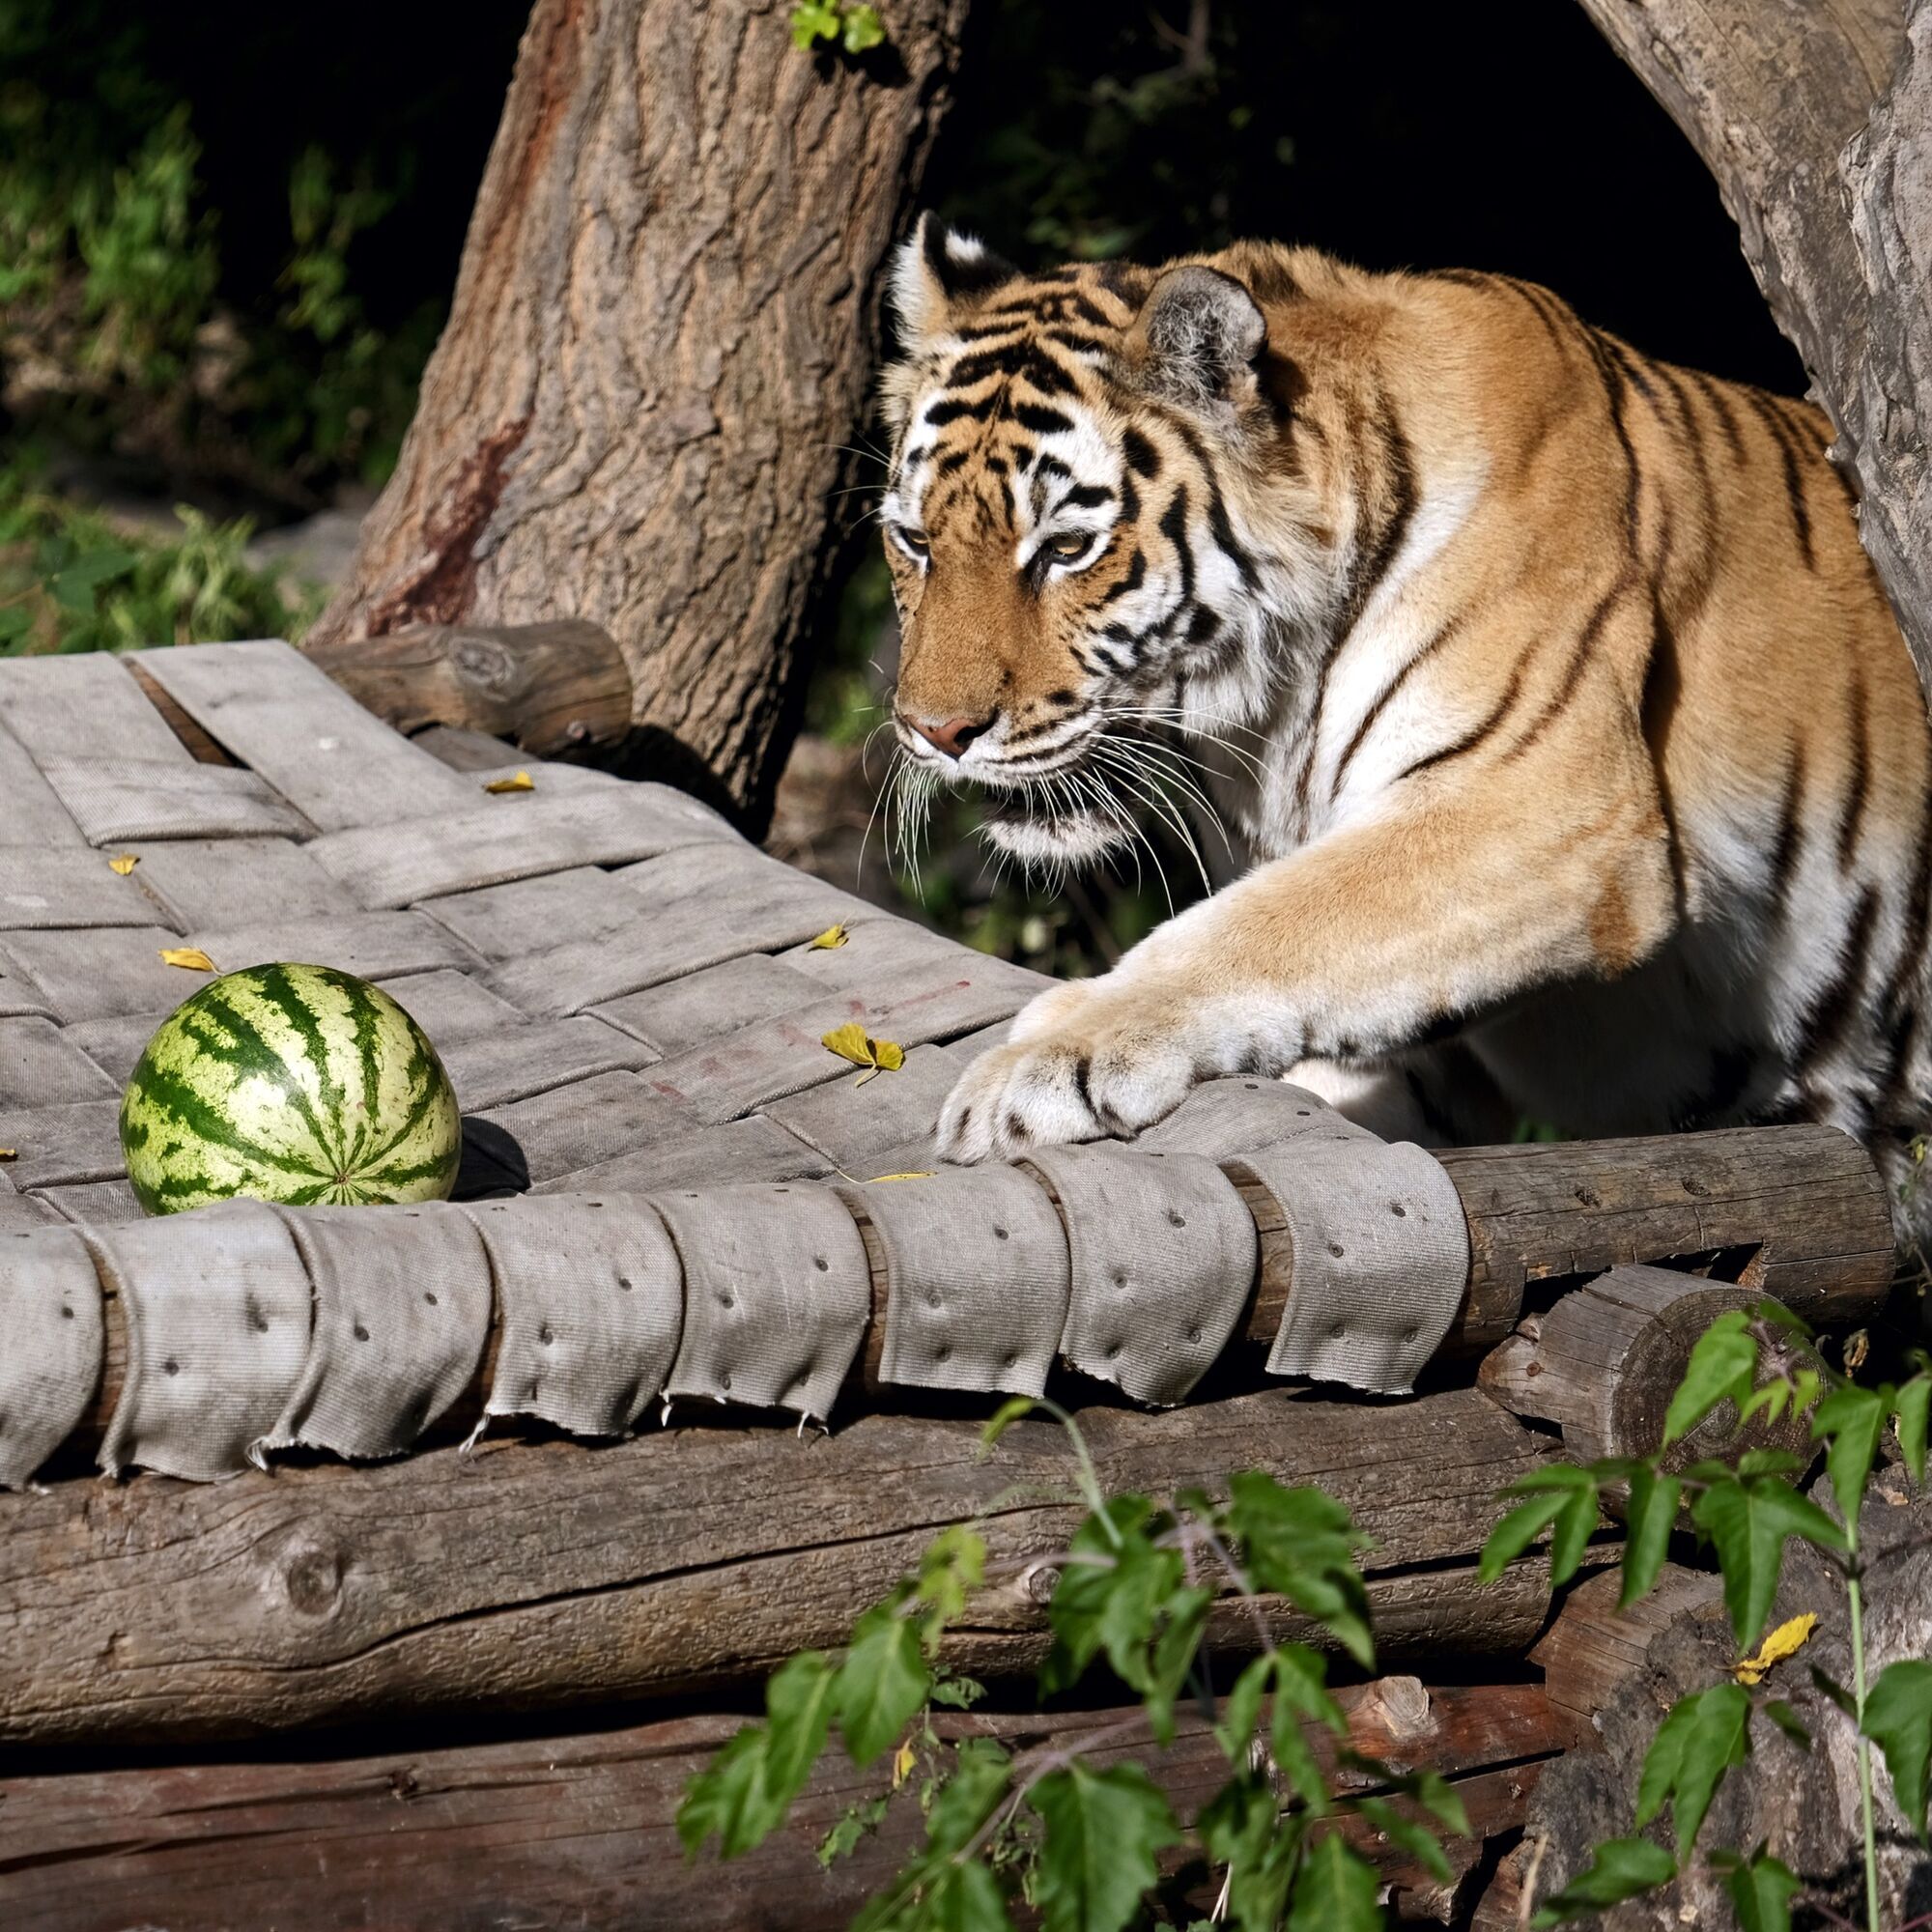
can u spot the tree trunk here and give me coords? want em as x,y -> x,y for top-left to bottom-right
307,0 -> 970,830
1574,0 -> 1932,696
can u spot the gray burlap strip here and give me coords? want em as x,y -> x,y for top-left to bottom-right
36,755 -> 311,845
842,1166 -> 1068,1397
0,848 -> 157,931
463,1194 -> 683,1435
266,1203 -> 492,1459
656,1183 -> 869,1421
0,1224 -> 102,1488
1238,1136 -> 1468,1394
91,1201 -> 311,1481
1132,1077 -> 1376,1158
1023,1145 -> 1258,1406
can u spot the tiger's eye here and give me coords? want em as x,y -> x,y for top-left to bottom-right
1045,533 -> 1089,559
895,527 -> 929,555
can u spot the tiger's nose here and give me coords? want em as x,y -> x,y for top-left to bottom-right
905,711 -> 995,758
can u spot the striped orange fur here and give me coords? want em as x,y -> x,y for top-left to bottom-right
877,216 -> 1932,1242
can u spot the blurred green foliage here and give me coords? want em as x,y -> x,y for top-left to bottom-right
0,458 -> 322,656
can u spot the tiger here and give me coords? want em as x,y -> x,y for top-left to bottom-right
875,212 -> 1932,1249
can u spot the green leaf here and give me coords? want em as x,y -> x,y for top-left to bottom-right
1029,1761 -> 1180,1932
1198,1773 -> 1298,1932
1663,1310 -> 1756,1446
1216,1654 -> 1271,1764
929,1859 -> 1014,1931
1719,1850 -> 1802,1932
49,545 -> 137,613
926,1737 -> 1013,1854
1763,1700 -> 1812,1751
1530,1836 -> 1676,1924
1810,1663 -> 1859,1720
676,1650 -> 837,1859
1285,1833 -> 1381,1932
1813,1382 -> 1888,1520
1691,1475 -> 1848,1647
1226,1473 -> 1373,1667
1146,1583 -> 1214,1745
1353,1795 -> 1453,1883
788,1 -> 841,49
1621,1466 -> 1682,1609
1862,1657 -> 1932,1840
1895,1375 -> 1929,1489
1040,1496 -> 1179,1696
1480,1490 -> 1572,1584
838,1600 -> 931,1767
818,1793 -> 889,1865
840,3 -> 886,53
916,1525 -> 987,1637
1635,1682 -> 1751,1859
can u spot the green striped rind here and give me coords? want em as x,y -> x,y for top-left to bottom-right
120,963 -> 462,1216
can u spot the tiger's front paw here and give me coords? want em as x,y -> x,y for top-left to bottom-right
937,977 -> 1205,1163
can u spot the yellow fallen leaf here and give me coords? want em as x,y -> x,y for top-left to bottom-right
484,770 -> 535,794
0,1149 -> 14,1162
1736,1611 -> 1819,1685
821,1021 -> 905,1087
868,1171 -> 937,1183
107,854 -> 139,876
892,1740 -> 918,1789
159,947 -> 215,972
809,923 -> 850,951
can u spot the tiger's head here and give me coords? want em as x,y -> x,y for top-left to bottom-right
877,215 -> 1347,867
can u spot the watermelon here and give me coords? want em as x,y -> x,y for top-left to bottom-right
120,962 -> 462,1216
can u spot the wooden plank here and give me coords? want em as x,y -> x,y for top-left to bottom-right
0,1680 -> 1577,1930
1529,1563 -> 1724,1720
0,1387 -> 1554,1745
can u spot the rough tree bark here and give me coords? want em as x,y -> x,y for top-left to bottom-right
307,0 -> 971,829
1576,0 -> 1932,696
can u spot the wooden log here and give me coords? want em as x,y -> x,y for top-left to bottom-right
0,1387 -> 1554,1747
0,1679 -> 1579,1930
1528,1563 -> 1724,1723
1428,1123 -> 1892,1348
302,620 -> 635,761
1477,1263 -> 1826,1470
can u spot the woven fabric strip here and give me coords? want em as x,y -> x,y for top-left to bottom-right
0,1098 -> 125,1190
656,1182 -> 869,1421
463,1194 -> 683,1435
1132,1077 -> 1376,1158
133,640 -> 481,833
0,717 -> 86,849
266,1203 -> 492,1459
1024,1145 -> 1258,1406
1240,1136 -> 1468,1394
0,1224 -> 101,1489
130,838 -> 362,931
847,1165 -> 1068,1398
0,1018 -> 118,1109
306,785 -> 736,911
35,755 -> 312,846
91,1200 -> 312,1481
0,848 -> 158,931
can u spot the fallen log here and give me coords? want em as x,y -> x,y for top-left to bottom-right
1477,1263 -> 1826,1471
302,620 -> 635,762
0,1678 -> 1579,1931
0,1387 -> 1554,1747
1426,1124 -> 1892,1348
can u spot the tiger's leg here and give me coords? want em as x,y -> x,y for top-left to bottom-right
937,737 -> 1676,1161
1288,1041 -> 1519,1147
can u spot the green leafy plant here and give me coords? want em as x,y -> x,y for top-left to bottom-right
790,2 -> 886,56
0,464 -> 323,655
1480,1305 -> 1932,1929
679,1396 -> 1467,1930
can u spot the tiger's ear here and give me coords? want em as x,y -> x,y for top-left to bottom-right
889,212 -> 1021,354
1125,265 -> 1266,415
